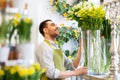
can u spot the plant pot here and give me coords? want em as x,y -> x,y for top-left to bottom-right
0,46 -> 10,62
16,43 -> 35,65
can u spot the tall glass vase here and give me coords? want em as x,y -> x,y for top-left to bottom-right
86,30 -> 102,75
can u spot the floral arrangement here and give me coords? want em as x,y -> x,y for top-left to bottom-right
67,1 -> 106,30
9,13 -> 33,44
49,0 -> 87,18
0,63 -> 46,80
56,24 -> 81,60
50,0 -> 71,16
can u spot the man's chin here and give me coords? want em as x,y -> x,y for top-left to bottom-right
54,34 -> 59,38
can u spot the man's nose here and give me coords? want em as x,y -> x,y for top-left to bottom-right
55,24 -> 59,28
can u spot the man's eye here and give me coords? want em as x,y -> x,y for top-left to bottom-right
51,23 -> 56,26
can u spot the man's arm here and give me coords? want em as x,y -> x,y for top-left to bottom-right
73,38 -> 84,68
58,67 -> 87,79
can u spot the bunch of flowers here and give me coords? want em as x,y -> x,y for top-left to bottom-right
49,0 -> 71,16
0,63 -> 46,80
9,13 -> 33,44
56,24 -> 81,60
49,0 -> 87,18
67,1 -> 106,30
57,24 -> 81,47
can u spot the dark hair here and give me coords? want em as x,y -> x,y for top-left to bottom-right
39,19 -> 52,36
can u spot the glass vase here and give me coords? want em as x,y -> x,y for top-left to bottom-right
86,30 -> 102,75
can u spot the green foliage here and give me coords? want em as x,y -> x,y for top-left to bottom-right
0,22 -> 9,44
56,26 -> 81,47
50,0 -> 86,17
101,18 -> 111,40
8,16 -> 33,43
52,0 -> 71,15
56,26 -> 81,58
17,18 -> 32,43
101,18 -> 111,72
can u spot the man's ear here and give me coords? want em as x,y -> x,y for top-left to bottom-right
43,28 -> 47,34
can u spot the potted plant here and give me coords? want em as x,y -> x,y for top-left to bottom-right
9,13 -> 34,64
0,63 -> 46,80
0,21 -> 10,62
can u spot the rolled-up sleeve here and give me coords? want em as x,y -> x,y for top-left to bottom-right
35,42 -> 60,79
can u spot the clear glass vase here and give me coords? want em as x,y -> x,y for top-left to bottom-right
86,30 -> 102,75
83,29 -> 111,75
87,30 -> 101,74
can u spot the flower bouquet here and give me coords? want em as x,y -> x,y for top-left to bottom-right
67,1 -> 107,74
67,1 -> 106,30
9,13 -> 33,44
56,24 -> 81,60
0,63 -> 46,80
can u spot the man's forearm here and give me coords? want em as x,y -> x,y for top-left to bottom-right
58,67 -> 87,79
58,71 -> 76,79
73,38 -> 84,68
73,48 -> 81,68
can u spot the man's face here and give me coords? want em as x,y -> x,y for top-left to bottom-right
44,21 -> 59,38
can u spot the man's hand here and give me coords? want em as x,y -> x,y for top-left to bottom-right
74,67 -> 88,75
58,67 -> 88,79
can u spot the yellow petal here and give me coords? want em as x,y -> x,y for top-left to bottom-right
50,0 -> 53,4
68,56 -> 73,60
16,13 -> 21,19
60,24 -> 64,27
0,69 -> 4,76
28,67 -> 35,76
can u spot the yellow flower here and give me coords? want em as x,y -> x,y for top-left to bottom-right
10,67 -> 17,74
0,69 -> 4,76
60,24 -> 64,27
63,4 -> 67,8
24,18 -> 32,23
18,68 -> 28,77
14,65 -> 21,71
55,1 -> 58,5
41,68 -> 46,73
63,13 -> 68,17
15,13 -> 21,19
49,0 -> 53,4
4,66 -> 11,71
33,63 -> 41,70
12,19 -> 19,26
68,56 -> 73,60
74,29 -> 78,38
27,67 -> 35,76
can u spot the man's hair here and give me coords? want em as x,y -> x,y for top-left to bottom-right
39,19 -> 52,36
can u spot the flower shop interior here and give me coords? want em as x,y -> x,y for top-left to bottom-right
0,0 -> 120,80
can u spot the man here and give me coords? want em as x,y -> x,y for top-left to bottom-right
35,19 -> 88,80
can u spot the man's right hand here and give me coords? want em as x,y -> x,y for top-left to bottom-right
74,67 -> 88,75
